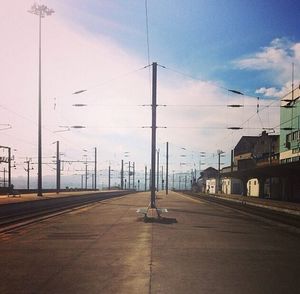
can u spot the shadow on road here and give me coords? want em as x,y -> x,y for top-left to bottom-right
138,216 -> 178,224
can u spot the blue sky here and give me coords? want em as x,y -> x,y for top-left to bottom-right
57,0 -> 300,92
1,0 -> 300,187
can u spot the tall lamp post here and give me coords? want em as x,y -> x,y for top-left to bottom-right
28,3 -> 54,196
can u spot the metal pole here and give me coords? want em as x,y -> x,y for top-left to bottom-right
150,62 -> 157,208
37,11 -> 43,196
121,159 -> 124,189
8,147 -> 11,188
144,165 -> 147,191
128,161 -> 131,189
172,171 -> 175,190
133,162 -> 135,189
4,168 -> 6,187
85,160 -> 87,190
29,3 -> 54,196
56,141 -> 60,193
231,150 -> 234,172
156,149 -> 159,192
94,147 -> 97,190
161,165 -> 164,190
108,165 -> 111,190
166,142 -> 169,194
27,161 -> 30,189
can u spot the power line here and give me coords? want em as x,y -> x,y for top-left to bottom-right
145,0 -> 151,66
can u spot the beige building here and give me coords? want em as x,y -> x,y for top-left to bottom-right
206,178 -> 217,194
247,178 -> 259,197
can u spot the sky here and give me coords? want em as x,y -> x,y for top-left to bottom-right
1,0 -> 300,188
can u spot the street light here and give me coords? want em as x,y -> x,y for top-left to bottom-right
29,3 -> 54,196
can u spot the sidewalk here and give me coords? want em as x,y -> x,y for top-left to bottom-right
195,192 -> 300,216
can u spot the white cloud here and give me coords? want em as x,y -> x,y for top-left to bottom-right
234,38 -> 300,96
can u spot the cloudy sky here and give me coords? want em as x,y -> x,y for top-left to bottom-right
1,0 -> 300,187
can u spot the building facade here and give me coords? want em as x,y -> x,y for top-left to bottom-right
280,87 -> 300,163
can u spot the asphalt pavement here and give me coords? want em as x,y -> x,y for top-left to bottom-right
0,191 -> 299,294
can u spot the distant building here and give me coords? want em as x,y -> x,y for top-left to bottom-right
253,131 -> 280,166
196,167 -> 218,193
206,178 -> 217,194
234,131 -> 279,169
247,178 -> 259,197
280,87 -> 300,163
222,131 -> 280,197
222,177 -> 242,195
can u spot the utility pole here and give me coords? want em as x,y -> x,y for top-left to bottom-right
121,159 -> 124,189
149,168 -> 152,191
231,150 -> 234,172
108,165 -> 111,190
24,159 -> 32,190
133,162 -> 135,189
94,147 -> 97,190
156,149 -> 160,192
166,142 -> 169,194
128,161 -> 131,189
217,149 -> 225,193
56,141 -> 60,194
144,165 -> 147,191
0,146 -> 12,188
3,168 -> 6,187
8,147 -> 11,188
85,160 -> 88,190
172,171 -> 175,190
161,165 -> 164,190
150,62 -> 157,208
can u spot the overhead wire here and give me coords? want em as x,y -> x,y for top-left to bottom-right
144,0 -> 152,103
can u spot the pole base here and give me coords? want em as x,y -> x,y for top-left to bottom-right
137,202 -> 168,220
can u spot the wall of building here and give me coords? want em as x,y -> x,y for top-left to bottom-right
247,178 -> 259,197
222,178 -> 242,195
280,87 -> 300,162
206,178 -> 217,194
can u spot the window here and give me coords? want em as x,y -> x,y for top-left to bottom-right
292,131 -> 298,141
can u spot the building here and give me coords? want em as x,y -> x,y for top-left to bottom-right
222,131 -> 280,197
222,177 -> 242,195
206,178 -> 217,194
196,167 -> 218,193
280,87 -> 300,163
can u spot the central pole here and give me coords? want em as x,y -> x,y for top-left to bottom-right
150,62 -> 157,208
